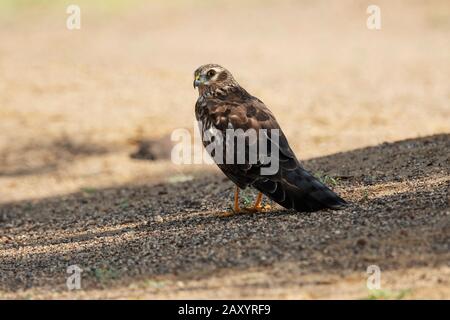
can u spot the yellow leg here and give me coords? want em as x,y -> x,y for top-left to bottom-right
253,192 -> 263,210
219,186 -> 241,217
234,186 -> 241,213
241,192 -> 265,213
219,188 -> 271,217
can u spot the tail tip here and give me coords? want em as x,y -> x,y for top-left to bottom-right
328,197 -> 348,210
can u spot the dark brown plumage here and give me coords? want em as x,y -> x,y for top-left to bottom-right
193,64 -> 347,213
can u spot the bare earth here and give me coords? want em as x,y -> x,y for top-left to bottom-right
0,1 -> 449,299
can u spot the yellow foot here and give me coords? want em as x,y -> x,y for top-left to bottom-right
242,204 -> 272,213
241,206 -> 261,213
218,204 -> 272,217
218,208 -> 241,217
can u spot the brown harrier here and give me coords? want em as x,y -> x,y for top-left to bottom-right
193,64 -> 347,214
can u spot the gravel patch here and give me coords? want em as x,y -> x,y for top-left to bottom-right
0,134 -> 448,298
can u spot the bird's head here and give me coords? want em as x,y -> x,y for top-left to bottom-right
193,64 -> 237,94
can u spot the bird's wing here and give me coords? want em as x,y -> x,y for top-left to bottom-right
203,91 -> 299,180
201,90 -> 347,211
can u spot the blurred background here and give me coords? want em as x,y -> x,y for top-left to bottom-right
0,0 -> 449,202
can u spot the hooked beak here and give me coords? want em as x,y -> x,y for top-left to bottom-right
193,74 -> 203,88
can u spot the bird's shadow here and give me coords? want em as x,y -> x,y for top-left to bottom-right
0,134 -> 448,293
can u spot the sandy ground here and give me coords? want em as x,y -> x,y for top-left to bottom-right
0,1 -> 449,299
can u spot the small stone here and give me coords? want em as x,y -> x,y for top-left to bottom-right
356,238 -> 367,247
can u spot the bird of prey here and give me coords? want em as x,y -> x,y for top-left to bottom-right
193,64 -> 347,214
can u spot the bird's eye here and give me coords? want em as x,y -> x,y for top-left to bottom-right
207,70 -> 216,77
